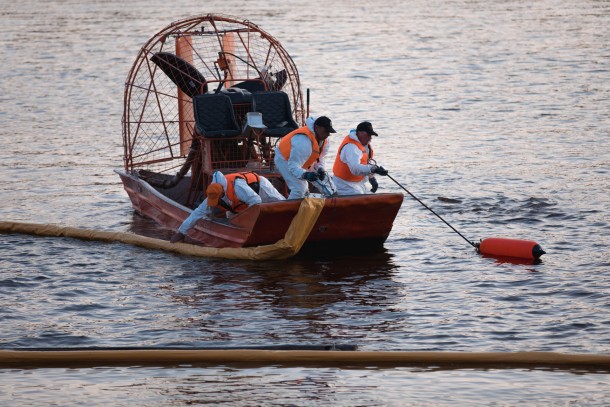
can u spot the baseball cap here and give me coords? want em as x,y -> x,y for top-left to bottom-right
206,183 -> 223,207
314,116 -> 336,133
356,121 -> 378,136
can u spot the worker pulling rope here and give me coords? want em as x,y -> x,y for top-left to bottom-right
0,197 -> 325,260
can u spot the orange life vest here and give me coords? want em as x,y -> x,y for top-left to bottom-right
278,126 -> 327,169
219,172 -> 260,213
332,135 -> 374,182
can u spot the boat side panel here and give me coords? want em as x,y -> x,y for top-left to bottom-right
117,172 -> 251,247
119,171 -> 403,249
309,193 -> 403,243
242,193 -> 404,247
237,200 -> 302,246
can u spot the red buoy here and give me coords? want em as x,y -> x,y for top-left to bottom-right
478,238 -> 545,260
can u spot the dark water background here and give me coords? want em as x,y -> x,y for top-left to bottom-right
1,0 -> 609,405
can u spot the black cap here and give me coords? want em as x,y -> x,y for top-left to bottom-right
314,116 -> 336,133
356,121 -> 378,136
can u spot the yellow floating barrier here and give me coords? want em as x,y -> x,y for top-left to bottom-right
0,197 -> 324,260
0,349 -> 609,370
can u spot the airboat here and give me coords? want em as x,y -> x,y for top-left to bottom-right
117,14 -> 403,250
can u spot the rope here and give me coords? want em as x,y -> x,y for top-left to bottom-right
387,174 -> 477,248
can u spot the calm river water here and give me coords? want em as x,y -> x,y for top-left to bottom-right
1,0 -> 609,405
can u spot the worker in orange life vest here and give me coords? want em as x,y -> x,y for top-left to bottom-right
170,170 -> 285,243
332,121 -> 388,195
274,115 -> 336,199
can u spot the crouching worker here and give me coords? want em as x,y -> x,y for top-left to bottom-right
170,171 -> 285,243
332,121 -> 388,195
274,116 -> 336,199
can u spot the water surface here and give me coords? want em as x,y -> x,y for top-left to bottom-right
1,0 -> 609,405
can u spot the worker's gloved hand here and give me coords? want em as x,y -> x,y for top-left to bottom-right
170,232 -> 185,243
317,168 -> 326,181
302,171 -> 319,182
372,165 -> 388,176
370,177 -> 379,193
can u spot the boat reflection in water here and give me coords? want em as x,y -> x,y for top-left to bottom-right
155,250 -> 402,345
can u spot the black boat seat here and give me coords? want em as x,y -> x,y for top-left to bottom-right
251,91 -> 299,138
193,94 -> 242,138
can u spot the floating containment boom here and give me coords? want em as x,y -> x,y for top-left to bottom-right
0,349 -> 608,370
0,197 -> 324,260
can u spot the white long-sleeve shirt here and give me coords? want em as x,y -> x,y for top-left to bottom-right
281,116 -> 329,179
178,171 -> 284,234
273,116 -> 331,199
339,130 -> 375,176
333,130 -> 376,195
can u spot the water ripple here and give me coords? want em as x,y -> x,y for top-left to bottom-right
1,0 -> 609,403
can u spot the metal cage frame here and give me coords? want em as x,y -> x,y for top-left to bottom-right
122,14 -> 304,176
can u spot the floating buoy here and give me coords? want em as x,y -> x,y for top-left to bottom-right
385,175 -> 547,262
478,238 -> 546,260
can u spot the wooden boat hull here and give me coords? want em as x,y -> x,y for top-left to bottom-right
116,171 -> 403,250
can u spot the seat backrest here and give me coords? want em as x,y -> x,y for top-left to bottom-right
151,52 -> 208,97
232,80 -> 266,93
251,91 -> 299,130
193,94 -> 242,138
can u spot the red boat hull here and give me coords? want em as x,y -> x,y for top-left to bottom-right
117,171 -> 403,249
